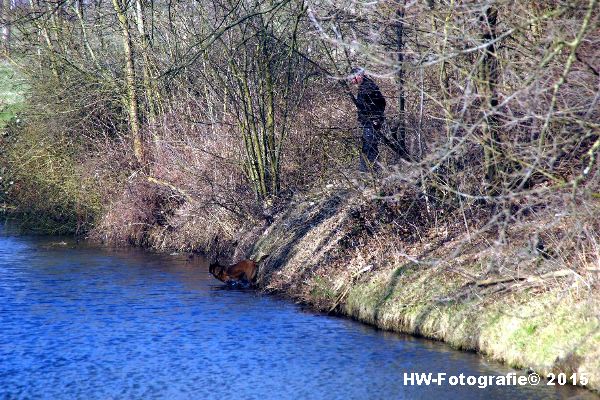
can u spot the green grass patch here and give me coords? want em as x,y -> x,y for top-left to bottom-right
309,276 -> 337,302
0,61 -> 27,127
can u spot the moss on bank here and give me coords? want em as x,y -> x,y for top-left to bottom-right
344,272 -> 600,383
250,186 -> 600,392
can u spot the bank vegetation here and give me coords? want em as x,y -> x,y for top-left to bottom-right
0,0 -> 599,390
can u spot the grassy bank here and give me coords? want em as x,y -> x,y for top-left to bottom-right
247,184 -> 600,392
0,61 -> 26,127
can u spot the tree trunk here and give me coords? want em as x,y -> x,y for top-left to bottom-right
393,1 -> 409,160
113,0 -> 144,167
73,0 -> 101,70
27,0 -> 59,79
135,0 -> 160,125
481,5 -> 501,191
1,0 -> 11,56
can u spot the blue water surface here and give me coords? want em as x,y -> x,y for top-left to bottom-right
0,229 -> 596,399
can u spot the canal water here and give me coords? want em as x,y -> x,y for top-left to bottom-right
0,229 -> 596,399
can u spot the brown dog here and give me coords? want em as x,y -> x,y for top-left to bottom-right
209,255 -> 268,286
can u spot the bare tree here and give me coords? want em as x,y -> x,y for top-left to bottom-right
112,0 -> 144,166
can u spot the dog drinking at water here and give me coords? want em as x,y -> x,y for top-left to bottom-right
209,255 -> 268,286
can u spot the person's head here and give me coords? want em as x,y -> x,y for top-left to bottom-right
348,67 -> 365,85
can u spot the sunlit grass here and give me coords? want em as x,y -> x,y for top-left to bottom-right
0,61 -> 27,127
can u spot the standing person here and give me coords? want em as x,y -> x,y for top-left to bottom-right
348,67 -> 386,172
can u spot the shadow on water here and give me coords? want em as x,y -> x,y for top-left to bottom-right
0,226 -> 597,400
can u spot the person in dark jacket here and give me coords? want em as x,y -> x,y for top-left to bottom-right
349,67 -> 386,172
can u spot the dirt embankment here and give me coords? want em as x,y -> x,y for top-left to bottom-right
241,185 -> 600,392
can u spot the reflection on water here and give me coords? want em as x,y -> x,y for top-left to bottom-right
0,228 -> 596,399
